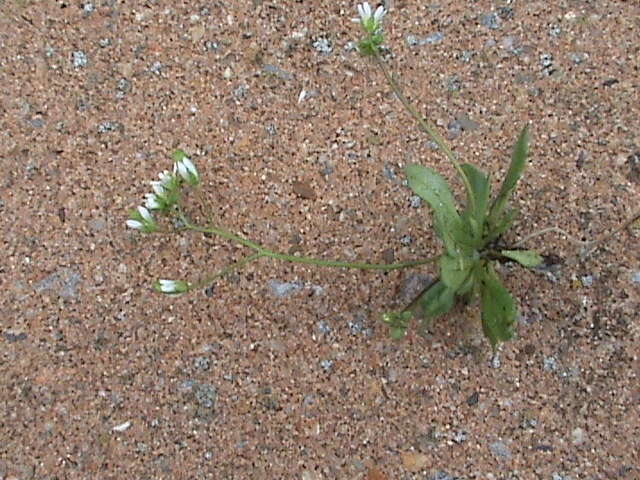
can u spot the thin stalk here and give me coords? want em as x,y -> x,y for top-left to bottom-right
194,252 -> 265,289
180,213 -> 439,271
513,227 -> 588,248
371,51 -> 476,214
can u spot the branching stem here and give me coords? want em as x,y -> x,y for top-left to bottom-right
371,51 -> 476,215
179,212 -> 439,272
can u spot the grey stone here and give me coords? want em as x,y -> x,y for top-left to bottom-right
312,37 -> 332,54
193,356 -> 211,371
543,356 -> 558,372
571,427 -> 586,445
480,12 -> 501,30
319,359 -> 333,372
489,441 -> 511,459
267,279 -> 302,298
580,275 -> 593,287
316,321 -> 331,334
262,64 -> 293,81
400,235 -> 412,245
452,430 -> 467,444
405,34 -> 419,47
423,32 -> 444,44
3,332 -> 27,343
72,51 -> 88,68
194,383 -> 217,409
35,268 -> 82,299
150,61 -> 163,74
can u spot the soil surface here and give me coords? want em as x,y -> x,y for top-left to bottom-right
1,1 -> 639,479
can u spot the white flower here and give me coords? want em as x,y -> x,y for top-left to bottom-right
126,205 -> 157,233
175,157 -> 199,186
137,205 -> 153,222
158,170 -> 175,187
352,2 -> 385,32
155,279 -> 191,295
171,149 -> 200,186
151,180 -> 168,196
144,193 -> 163,210
126,219 -> 144,230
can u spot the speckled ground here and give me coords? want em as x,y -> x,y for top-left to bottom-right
1,1 -> 639,479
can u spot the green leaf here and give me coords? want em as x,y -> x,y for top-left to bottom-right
406,164 -> 459,220
461,163 -> 491,243
389,326 -> 407,340
489,125 -> 529,225
382,311 -> 412,340
501,249 -> 543,267
479,263 -> 517,349
406,164 -> 472,253
484,207 -> 518,244
440,253 -> 474,291
415,280 -> 455,319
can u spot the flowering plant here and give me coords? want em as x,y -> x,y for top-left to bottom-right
127,3 -> 638,350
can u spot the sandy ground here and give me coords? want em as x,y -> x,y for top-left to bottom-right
1,1 -> 639,478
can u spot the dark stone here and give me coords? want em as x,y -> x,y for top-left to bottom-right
3,332 -> 27,343
626,152 -> 640,184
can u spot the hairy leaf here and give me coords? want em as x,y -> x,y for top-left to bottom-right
406,164 -> 470,253
440,253 -> 474,291
461,163 -> 491,244
479,263 -> 516,349
416,280 -> 455,319
501,249 -> 543,267
485,207 -> 518,245
489,125 -> 529,227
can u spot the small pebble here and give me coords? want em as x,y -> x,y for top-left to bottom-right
112,421 -> 131,432
400,235 -> 412,245
571,427 -> 586,445
543,356 -> 558,371
489,441 -> 511,459
319,359 -> 333,372
268,280 -> 302,298
549,24 -> 562,37
150,61 -> 163,74
312,37 -> 332,54
480,12 -> 501,30
581,275 -> 593,287
72,51 -> 88,68
423,32 -> 444,44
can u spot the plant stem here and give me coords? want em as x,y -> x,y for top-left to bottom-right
574,207 -> 640,262
371,51 -> 476,213
180,214 -> 439,271
195,252 -> 265,289
513,227 -> 588,248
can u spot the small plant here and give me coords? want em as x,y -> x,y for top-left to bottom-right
382,126 -> 538,347
127,3 -> 638,350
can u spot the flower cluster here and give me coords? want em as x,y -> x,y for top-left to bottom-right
126,149 -> 200,232
127,150 -> 200,295
351,2 -> 386,55
351,2 -> 386,34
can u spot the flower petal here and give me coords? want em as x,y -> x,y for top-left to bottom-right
137,205 -> 153,222
126,219 -> 143,230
